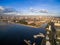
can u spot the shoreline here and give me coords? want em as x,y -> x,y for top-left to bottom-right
3,22 -> 39,28
15,23 -> 39,28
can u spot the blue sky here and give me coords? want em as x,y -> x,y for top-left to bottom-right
0,0 -> 60,16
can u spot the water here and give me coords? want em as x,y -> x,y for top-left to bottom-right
0,22 -> 46,45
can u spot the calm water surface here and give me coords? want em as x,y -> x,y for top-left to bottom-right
0,22 -> 46,45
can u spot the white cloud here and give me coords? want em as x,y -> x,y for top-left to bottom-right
39,9 -> 48,13
0,6 -> 49,16
0,6 -> 5,11
29,7 -> 35,12
29,7 -> 48,13
4,12 -> 21,15
0,6 -> 5,13
4,12 -> 16,15
0,6 -> 18,15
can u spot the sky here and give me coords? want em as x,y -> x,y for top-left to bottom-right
0,0 -> 60,16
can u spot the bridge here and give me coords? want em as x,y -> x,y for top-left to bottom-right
24,22 -> 58,45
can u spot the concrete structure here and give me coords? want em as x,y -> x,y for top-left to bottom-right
24,22 -> 57,45
45,22 -> 57,45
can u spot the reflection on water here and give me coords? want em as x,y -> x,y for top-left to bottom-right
0,22 -> 46,45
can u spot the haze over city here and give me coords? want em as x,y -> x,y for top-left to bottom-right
0,0 -> 60,16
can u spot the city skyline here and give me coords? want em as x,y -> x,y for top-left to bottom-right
0,0 -> 60,16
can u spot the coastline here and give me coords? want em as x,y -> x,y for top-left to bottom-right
14,23 -> 39,28
0,22 -> 38,28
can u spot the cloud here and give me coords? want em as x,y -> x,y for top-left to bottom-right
0,6 -> 5,13
0,6 -> 18,15
0,6 -> 5,11
29,7 -> 39,13
3,8 -> 17,13
29,7 -> 48,13
39,9 -> 48,13
3,11 -> 19,15
0,6 -> 48,15
29,7 -> 35,12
